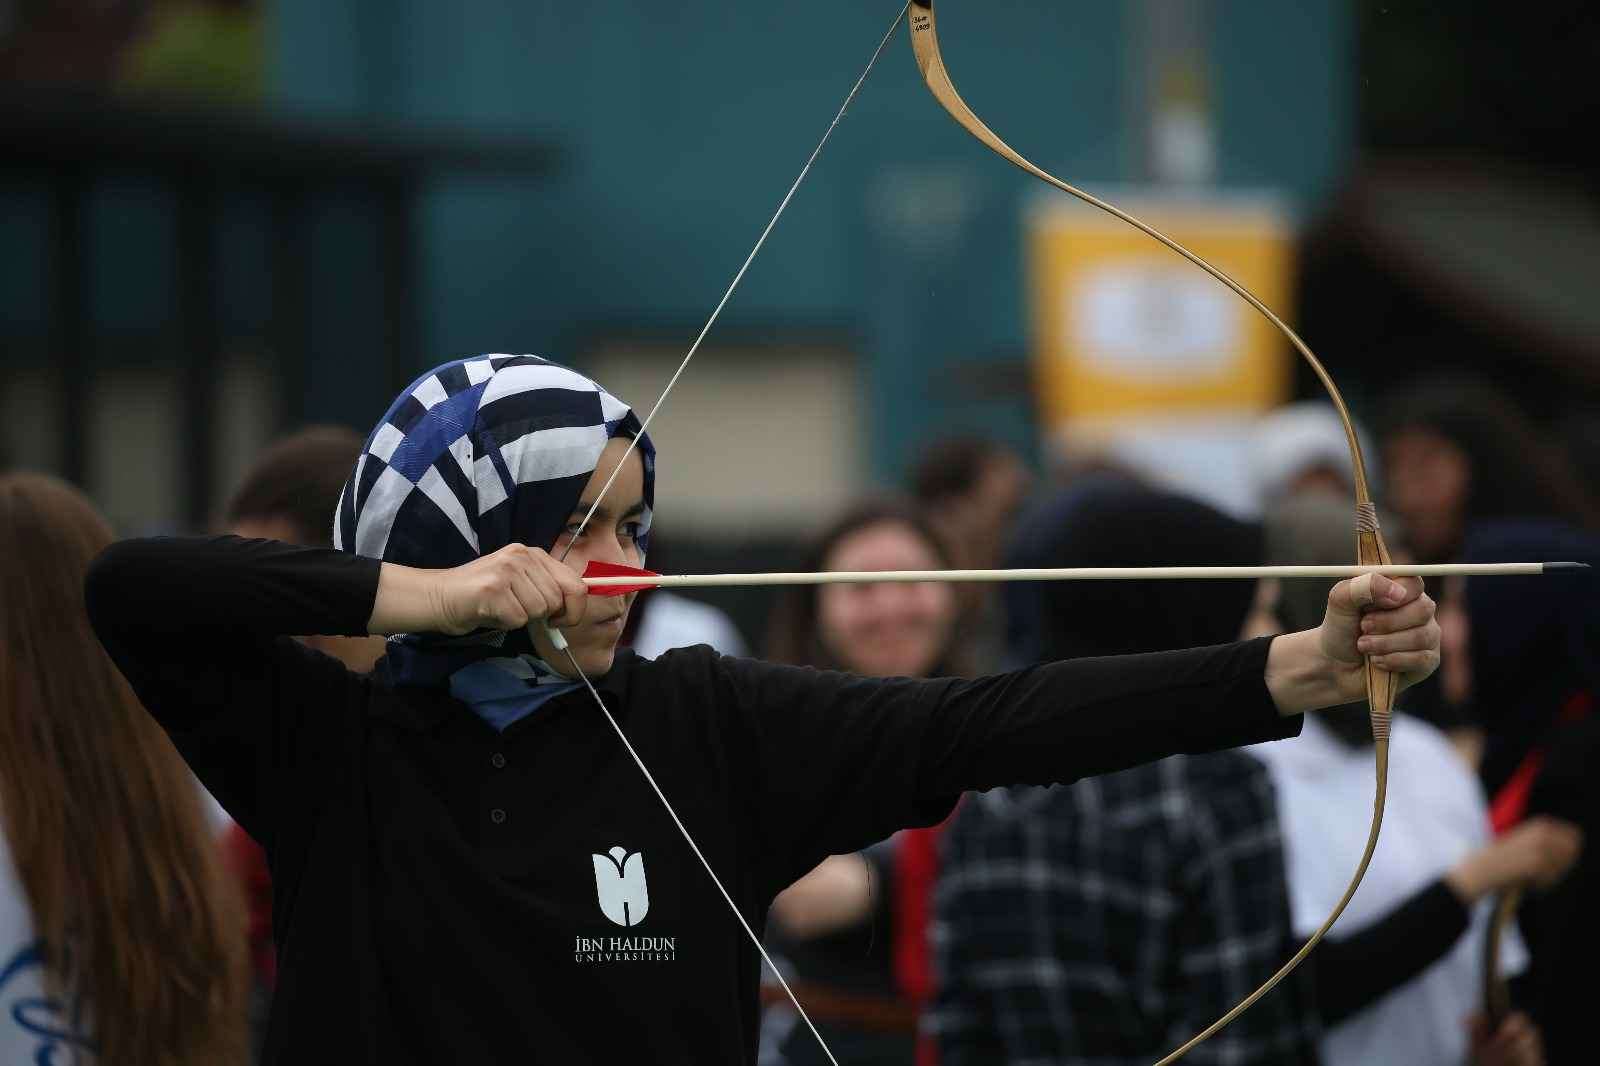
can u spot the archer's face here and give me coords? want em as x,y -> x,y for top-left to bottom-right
817,520 -> 955,679
529,438 -> 645,676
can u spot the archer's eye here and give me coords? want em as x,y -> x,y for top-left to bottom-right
619,522 -> 644,542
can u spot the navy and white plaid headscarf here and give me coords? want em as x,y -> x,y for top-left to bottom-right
336,354 -> 654,691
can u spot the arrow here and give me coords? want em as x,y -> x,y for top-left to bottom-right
581,559 -> 1586,596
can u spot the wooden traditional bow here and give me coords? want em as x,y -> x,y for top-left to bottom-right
907,1 -> 1395,1060
1482,886 -> 1523,1028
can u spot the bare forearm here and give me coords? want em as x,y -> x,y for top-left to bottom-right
770,855 -> 875,940
1264,630 -> 1349,716
368,562 -> 446,635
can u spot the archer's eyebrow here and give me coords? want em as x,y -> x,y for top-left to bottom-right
566,499 -> 646,526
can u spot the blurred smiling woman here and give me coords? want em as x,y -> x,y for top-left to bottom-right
0,473 -> 247,1066
763,500 -> 968,1065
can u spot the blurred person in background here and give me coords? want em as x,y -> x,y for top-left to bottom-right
1381,378 -> 1600,565
930,479 -> 1320,1066
0,473 -> 249,1065
84,355 -> 1442,1065
1249,400 -> 1379,509
1254,497 -> 1578,1066
225,426 -> 386,673
1379,379 -> 1599,735
219,424 -> 384,1055
761,499 -> 970,1066
909,437 -> 1031,673
1442,522 -> 1599,1066
1556,411 -> 1600,503
1446,523 -> 1600,798
621,536 -> 748,660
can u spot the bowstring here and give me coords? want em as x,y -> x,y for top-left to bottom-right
558,1 -> 914,561
560,645 -> 840,1065
552,7 -> 915,1065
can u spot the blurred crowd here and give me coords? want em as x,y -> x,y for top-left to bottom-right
1,373 -> 1596,1065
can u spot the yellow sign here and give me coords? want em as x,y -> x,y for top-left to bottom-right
1027,195 -> 1293,433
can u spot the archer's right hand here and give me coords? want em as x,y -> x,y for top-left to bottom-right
368,544 -> 590,636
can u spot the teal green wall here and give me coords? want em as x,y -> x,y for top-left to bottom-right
271,0 -> 1349,475
2,1 -> 1350,479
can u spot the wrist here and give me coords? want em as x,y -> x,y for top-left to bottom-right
369,562 -> 448,635
1264,629 -> 1348,716
1445,859 -> 1490,905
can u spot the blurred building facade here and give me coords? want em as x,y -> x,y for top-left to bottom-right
1,0 -> 1349,537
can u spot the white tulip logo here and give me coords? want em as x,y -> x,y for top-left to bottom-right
592,847 -> 649,927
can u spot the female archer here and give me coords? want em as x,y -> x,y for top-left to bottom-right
86,355 -> 1441,1066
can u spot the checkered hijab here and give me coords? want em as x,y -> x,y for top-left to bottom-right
336,354 -> 654,684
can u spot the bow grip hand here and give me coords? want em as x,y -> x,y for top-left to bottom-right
1318,565 -> 1440,711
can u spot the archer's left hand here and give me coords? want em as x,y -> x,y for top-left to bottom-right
1319,572 -> 1441,704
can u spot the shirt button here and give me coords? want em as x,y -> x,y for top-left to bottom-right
490,808 -> 507,825
490,752 -> 507,770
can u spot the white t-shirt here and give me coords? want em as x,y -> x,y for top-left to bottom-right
0,830 -> 96,1063
629,591 -> 749,660
1252,715 -> 1525,1066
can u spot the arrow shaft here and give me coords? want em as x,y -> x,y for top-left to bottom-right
585,562 -> 1554,590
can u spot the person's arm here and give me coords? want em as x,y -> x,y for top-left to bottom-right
1264,572 -> 1439,716
1309,880 -> 1468,1025
87,535 -> 595,844
85,536 -> 384,849
1307,815 -> 1579,1026
708,637 -> 1295,891
769,855 -> 876,942
715,570 -> 1439,890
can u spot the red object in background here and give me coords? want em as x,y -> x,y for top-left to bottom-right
222,821 -> 276,988
1490,691 -> 1594,834
583,560 -> 661,596
895,817 -> 954,1066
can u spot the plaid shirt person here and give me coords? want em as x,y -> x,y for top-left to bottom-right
927,751 -> 1321,1066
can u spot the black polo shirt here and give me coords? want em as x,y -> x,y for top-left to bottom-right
86,536 -> 1299,1065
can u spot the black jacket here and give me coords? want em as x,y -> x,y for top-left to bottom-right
86,535 -> 1299,1065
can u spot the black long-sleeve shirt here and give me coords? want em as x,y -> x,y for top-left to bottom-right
85,536 -> 1300,1065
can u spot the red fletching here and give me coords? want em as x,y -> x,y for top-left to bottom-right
582,560 -> 662,596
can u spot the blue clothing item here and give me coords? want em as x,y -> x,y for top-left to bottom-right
335,354 -> 655,687
447,655 -> 582,732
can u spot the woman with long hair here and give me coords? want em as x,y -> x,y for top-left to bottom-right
0,473 -> 248,1065
761,499 -> 969,1066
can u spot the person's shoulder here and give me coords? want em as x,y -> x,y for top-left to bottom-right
617,643 -> 772,707
629,642 -> 729,679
